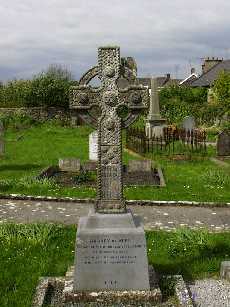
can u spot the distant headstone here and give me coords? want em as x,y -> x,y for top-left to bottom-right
0,121 -> 4,155
89,131 -> 98,161
59,158 -> 81,172
128,159 -> 152,172
182,116 -> 195,131
151,126 -> 165,138
217,130 -> 230,156
145,78 -> 166,138
71,115 -> 78,127
82,161 -> 97,172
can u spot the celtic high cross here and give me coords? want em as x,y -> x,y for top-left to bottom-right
70,46 -> 148,213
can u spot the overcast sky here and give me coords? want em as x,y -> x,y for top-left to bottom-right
0,0 -> 230,82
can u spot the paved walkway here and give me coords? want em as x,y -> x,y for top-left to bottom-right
0,199 -> 230,231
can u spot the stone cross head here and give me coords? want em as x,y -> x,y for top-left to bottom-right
70,46 -> 149,213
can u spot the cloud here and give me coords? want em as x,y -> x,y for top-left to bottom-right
0,0 -> 230,81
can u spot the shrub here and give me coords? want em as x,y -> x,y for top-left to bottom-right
28,73 -> 72,108
159,86 -> 208,125
0,113 -> 37,130
0,64 -> 75,108
213,71 -> 230,118
0,79 -> 33,107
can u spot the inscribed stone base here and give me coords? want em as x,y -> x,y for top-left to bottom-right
74,209 -> 150,291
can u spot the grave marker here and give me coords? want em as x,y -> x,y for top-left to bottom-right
182,115 -> 195,132
89,130 -> 98,161
69,46 -> 153,292
145,77 -> 166,138
59,158 -> 81,172
128,159 -> 152,172
217,130 -> 230,156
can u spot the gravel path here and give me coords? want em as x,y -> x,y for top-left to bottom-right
0,198 -> 230,231
188,279 -> 230,307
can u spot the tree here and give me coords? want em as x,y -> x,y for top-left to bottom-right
213,71 -> 230,118
159,85 -> 207,124
27,64 -> 75,108
43,64 -> 73,81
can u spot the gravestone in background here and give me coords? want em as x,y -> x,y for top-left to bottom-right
69,46 -> 155,292
217,130 -> 230,156
182,115 -> 195,131
128,159 -> 152,172
89,130 -> 98,161
145,78 -> 166,138
0,121 -> 4,155
59,158 -> 81,172
71,115 -> 78,127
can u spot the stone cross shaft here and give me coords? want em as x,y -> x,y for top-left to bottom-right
70,46 -> 148,213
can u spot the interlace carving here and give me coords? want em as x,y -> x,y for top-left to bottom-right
70,46 -> 149,213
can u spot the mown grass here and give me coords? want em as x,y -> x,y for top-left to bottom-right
0,123 -> 230,202
0,223 -> 229,307
146,228 -> 230,280
125,158 -> 230,202
0,223 -> 76,307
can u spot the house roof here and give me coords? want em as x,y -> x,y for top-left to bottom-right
137,77 -> 151,87
180,73 -> 198,86
137,76 -> 182,88
163,78 -> 182,87
191,60 -> 230,87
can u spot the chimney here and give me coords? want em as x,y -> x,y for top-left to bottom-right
202,57 -> 223,74
166,73 -> 170,80
191,68 -> 195,74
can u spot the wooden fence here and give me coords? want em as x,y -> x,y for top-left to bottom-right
126,126 -> 207,155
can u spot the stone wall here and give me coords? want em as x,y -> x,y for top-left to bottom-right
0,107 -> 83,125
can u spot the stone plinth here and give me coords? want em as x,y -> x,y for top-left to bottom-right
74,209 -> 150,291
89,131 -> 98,161
32,266 -> 162,307
63,266 -> 161,307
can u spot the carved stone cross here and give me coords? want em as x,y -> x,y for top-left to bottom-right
70,46 -> 148,214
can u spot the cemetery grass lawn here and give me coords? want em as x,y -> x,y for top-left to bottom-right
124,158 -> 230,202
0,223 -> 76,307
0,124 -> 230,203
0,223 -> 230,307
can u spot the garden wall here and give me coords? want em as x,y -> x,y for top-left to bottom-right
0,107 -> 83,125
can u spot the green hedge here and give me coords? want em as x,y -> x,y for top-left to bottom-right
159,72 -> 230,126
0,65 -> 75,108
159,86 -> 208,124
